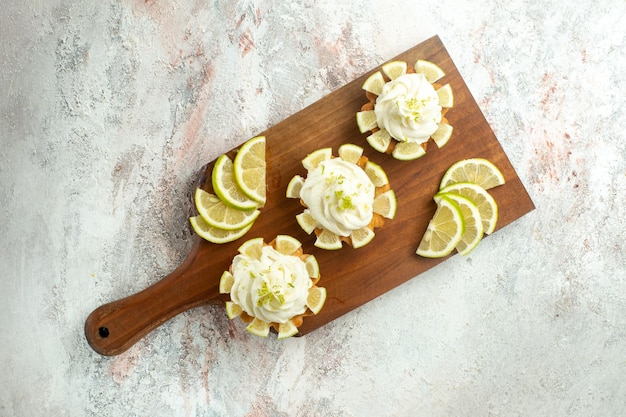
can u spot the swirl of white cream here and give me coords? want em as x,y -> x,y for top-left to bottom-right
374,73 -> 442,144
230,245 -> 312,324
300,158 -> 375,237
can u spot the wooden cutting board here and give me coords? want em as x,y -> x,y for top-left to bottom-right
85,35 -> 534,356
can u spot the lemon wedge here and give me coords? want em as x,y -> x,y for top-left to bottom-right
437,192 -> 484,256
416,195 -> 465,258
361,71 -> 385,95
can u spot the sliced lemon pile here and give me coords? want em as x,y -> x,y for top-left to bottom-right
438,182 -> 499,235
358,58 -> 454,160
190,136 -> 266,244
212,154 -> 259,211
416,159 -> 505,257
415,59 -> 445,83
437,193 -> 484,256
220,236 -> 327,339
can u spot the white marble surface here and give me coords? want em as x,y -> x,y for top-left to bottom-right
1,0 -> 625,415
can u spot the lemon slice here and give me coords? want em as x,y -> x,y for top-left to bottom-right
195,188 -> 260,231
338,143 -> 364,164
237,237 -> 264,259
366,129 -> 392,153
382,60 -> 407,80
296,211 -> 318,234
438,192 -> 484,256
302,148 -> 332,171
246,317 -> 271,337
306,286 -> 327,315
436,84 -> 454,108
364,161 -> 389,187
225,301 -> 243,319
356,110 -> 378,133
233,136 -> 266,205
361,71 -> 385,95
286,175 -> 304,199
275,235 -> 302,255
416,195 -> 465,258
350,227 -> 375,248
438,182 -> 498,234
373,189 -> 397,219
315,229 -> 342,250
415,59 -> 445,83
431,123 -> 454,148
277,320 -> 299,339
190,216 -> 253,244
219,270 -> 235,294
439,158 -> 505,190
392,141 -> 426,161
304,255 -> 320,279
212,154 -> 259,210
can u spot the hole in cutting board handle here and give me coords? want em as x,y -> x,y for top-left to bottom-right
98,327 -> 110,338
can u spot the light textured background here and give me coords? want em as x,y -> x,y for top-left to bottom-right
1,1 -> 625,416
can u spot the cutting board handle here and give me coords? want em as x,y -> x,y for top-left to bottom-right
84,238 -> 215,356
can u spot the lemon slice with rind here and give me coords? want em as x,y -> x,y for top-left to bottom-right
356,110 -> 378,133
233,136 -> 266,205
219,271 -> 235,294
392,141 -> 426,161
190,215 -> 253,244
362,71 -> 385,95
306,286 -> 327,315
438,192 -> 484,256
366,129 -> 392,153
296,211 -> 318,234
439,158 -> 505,190
277,320 -> 299,339
431,123 -> 454,148
304,255 -> 320,279
286,175 -> 304,199
237,236 -> 264,260
415,59 -> 445,83
315,229 -> 342,250
275,235 -> 302,255
438,182 -> 498,234
212,154 -> 259,210
364,161 -> 389,187
195,188 -> 260,231
225,301 -> 243,319
302,148 -> 332,171
246,317 -> 271,337
350,227 -> 375,249
436,84 -> 454,108
373,189 -> 397,219
382,60 -> 407,80
416,195 -> 465,258
338,143 -> 364,164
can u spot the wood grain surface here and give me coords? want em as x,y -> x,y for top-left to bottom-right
85,35 -> 534,356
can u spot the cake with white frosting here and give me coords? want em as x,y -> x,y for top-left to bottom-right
356,59 -> 454,161
219,235 -> 326,339
286,144 -> 397,250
